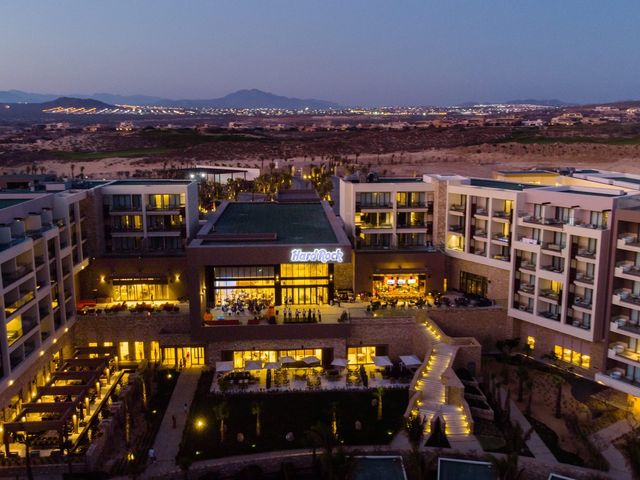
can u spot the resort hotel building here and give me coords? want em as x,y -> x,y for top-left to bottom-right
4,168 -> 640,459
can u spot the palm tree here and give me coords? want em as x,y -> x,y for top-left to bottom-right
516,366 -> 529,403
79,165 -> 85,179
525,378 -> 534,416
487,452 -> 524,480
404,413 -> 427,479
251,401 -> 263,437
374,387 -> 384,420
307,422 -> 354,480
70,163 -> 76,179
212,402 -> 229,443
551,375 -> 566,419
619,427 -> 640,479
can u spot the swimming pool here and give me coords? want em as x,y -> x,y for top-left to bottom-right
353,456 -> 407,480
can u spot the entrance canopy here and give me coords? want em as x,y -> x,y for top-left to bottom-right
373,355 -> 393,368
331,358 -> 348,368
280,356 -> 295,364
215,361 -> 234,373
244,360 -> 263,371
264,361 -> 281,370
400,355 -> 422,368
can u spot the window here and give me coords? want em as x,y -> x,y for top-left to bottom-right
554,344 -> 590,369
348,346 -> 376,364
527,336 -> 535,351
119,341 -> 130,361
135,341 -> 145,360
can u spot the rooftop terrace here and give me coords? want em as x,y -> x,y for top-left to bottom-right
0,198 -> 31,210
206,202 -> 338,245
108,179 -> 193,186
469,178 -> 537,191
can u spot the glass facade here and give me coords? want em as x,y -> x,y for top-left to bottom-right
211,263 -> 333,306
372,274 -> 425,299
348,346 -> 376,364
232,348 -> 323,369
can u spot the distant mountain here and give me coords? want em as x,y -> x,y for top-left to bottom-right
504,99 -> 572,107
0,88 -> 340,109
458,99 -> 572,107
40,97 -> 114,109
0,89 -> 59,103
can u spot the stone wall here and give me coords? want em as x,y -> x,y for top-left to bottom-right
333,262 -> 353,291
427,307 -> 513,351
446,257 -> 511,303
514,319 -> 607,377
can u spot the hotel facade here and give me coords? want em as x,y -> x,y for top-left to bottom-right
4,169 -> 640,433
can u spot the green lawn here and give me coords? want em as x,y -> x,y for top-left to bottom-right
179,372 -> 409,460
51,148 -> 174,160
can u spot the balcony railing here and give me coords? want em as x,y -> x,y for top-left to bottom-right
492,234 -> 510,243
613,317 -> 640,336
448,225 -> 464,233
539,289 -> 561,302
572,298 -> 593,310
472,229 -> 487,238
493,211 -> 512,220
542,243 -> 565,253
449,204 -> 466,213
514,303 -> 533,313
575,249 -> 596,259
541,264 -> 564,274
474,207 -> 488,216
359,223 -> 393,230
518,284 -> 535,294
110,205 -> 142,212
356,202 -> 392,209
539,310 -> 560,321
146,204 -> 184,211
575,273 -> 594,284
519,262 -> 536,271
5,290 -> 35,315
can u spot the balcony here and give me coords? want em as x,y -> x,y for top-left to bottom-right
110,226 -> 144,233
517,284 -> 535,296
448,225 -> 464,234
397,201 -> 428,209
396,221 -> 426,229
356,202 -> 392,211
514,303 -> 533,314
574,272 -> 594,286
572,297 -> 593,311
618,235 -> 640,252
567,317 -> 591,330
539,289 -> 561,305
541,243 -> 565,255
608,342 -> 640,366
540,264 -> 564,274
110,205 -> 142,213
146,204 -> 184,212
449,204 -> 466,214
575,248 -> 596,261
491,234 -> 510,244
493,211 -> 512,221
491,254 -> 510,262
611,316 -> 640,339
474,207 -> 488,217
2,265 -> 33,288
519,215 -> 565,228
472,249 -> 486,257
615,262 -> 640,280
596,370 -> 640,397
472,228 -> 487,239
519,261 -> 536,272
538,310 -> 560,321
5,290 -> 35,316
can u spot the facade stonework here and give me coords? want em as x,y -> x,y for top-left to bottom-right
446,257 -> 511,303
427,308 -> 513,351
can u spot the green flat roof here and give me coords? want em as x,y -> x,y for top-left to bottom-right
556,189 -> 620,197
209,202 -> 338,245
376,177 -> 424,183
109,180 -> 192,186
0,198 -> 31,210
470,178 -> 537,191
498,169 -> 553,175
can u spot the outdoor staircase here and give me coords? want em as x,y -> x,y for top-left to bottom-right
412,322 -> 472,441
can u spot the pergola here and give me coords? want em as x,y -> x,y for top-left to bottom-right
2,349 -> 116,456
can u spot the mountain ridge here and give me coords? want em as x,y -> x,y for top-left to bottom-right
0,88 -> 340,109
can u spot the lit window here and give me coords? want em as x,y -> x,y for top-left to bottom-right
527,336 -> 535,351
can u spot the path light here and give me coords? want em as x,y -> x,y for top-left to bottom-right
195,418 -> 205,430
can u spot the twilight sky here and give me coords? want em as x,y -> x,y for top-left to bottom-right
1,0 -> 638,106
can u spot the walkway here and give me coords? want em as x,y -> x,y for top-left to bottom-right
144,368 -> 202,479
589,419 -> 634,480
413,321 -> 477,448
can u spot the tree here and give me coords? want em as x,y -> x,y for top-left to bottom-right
619,427 -> 640,479
551,375 -> 566,419
177,455 -> 192,480
486,453 -> 524,480
516,366 -> 529,403
79,165 -> 85,179
70,163 -> 76,179
374,387 -> 384,420
251,402 -> 263,437
525,378 -> 534,416
404,413 -> 427,479
212,402 -> 229,443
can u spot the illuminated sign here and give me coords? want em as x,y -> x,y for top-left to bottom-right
290,248 -> 344,263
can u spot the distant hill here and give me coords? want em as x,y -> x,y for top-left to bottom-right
40,97 -> 114,109
459,99 -> 571,107
0,88 -> 340,109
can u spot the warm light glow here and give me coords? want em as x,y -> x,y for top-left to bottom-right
195,418 -> 205,430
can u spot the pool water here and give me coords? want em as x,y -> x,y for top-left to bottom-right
353,457 -> 407,480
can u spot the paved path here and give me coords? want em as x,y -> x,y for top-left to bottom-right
144,368 -> 202,479
589,419 -> 634,480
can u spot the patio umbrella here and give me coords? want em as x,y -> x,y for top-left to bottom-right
280,356 -> 295,364
244,360 -> 263,371
399,355 -> 422,368
215,361 -> 234,373
264,361 -> 281,370
331,358 -> 348,368
302,356 -> 320,366
373,355 -> 393,368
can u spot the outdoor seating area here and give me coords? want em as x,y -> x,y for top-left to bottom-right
210,358 -> 414,394
1,347 -> 126,462
77,300 -> 186,316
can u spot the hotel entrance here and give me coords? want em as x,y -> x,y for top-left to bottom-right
161,346 -> 205,367
281,286 -> 328,305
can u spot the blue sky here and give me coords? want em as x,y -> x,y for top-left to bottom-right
1,1 -> 638,106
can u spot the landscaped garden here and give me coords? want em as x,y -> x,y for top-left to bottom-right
178,371 -> 409,460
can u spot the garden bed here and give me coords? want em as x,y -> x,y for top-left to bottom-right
525,415 -> 584,466
179,371 -> 409,460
